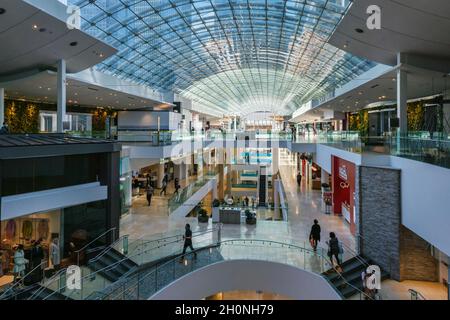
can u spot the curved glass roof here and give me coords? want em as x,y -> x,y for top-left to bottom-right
69,0 -> 375,116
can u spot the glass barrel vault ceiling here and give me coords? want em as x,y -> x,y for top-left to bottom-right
69,0 -> 376,116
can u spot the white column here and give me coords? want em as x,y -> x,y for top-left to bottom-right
272,148 -> 279,176
274,179 -> 280,211
57,59 -> 67,133
397,54 -> 408,135
157,163 -> 165,189
0,88 -> 4,125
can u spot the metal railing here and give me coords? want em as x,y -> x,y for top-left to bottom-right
37,226 -> 221,300
75,228 -> 117,266
409,289 -> 426,300
0,260 -> 47,299
356,233 -> 393,277
96,238 -> 372,301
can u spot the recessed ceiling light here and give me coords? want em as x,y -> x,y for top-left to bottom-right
355,28 -> 364,34
39,28 -> 46,33
32,24 -> 38,30
70,41 -> 78,47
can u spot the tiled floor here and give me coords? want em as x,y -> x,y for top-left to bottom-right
120,162 -> 355,253
119,151 -> 447,300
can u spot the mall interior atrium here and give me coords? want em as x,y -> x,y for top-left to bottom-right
0,0 -> 449,301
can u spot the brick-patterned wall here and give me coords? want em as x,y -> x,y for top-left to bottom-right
358,166 -> 402,280
400,226 -> 439,282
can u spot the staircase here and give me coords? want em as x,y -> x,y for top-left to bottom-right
323,256 -> 389,299
87,248 -> 138,282
1,284 -> 69,300
97,245 -> 224,300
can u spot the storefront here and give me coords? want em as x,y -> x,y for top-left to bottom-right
331,156 -> 356,235
0,134 -> 121,289
0,210 -> 61,284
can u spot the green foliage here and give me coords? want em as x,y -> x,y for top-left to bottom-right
407,102 -> 424,131
5,100 -> 39,133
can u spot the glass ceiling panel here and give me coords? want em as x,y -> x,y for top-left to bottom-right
69,0 -> 376,116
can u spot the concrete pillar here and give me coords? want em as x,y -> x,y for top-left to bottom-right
218,164 -> 224,200
272,148 -> 279,176
397,54 -> 408,135
321,168 -> 330,185
197,152 -> 203,177
156,163 -> 165,189
0,88 -> 4,126
57,59 -> 67,133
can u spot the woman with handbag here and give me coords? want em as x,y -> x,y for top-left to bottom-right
326,232 -> 342,269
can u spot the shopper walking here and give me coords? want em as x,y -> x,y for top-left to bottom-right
160,179 -> 167,196
309,219 -> 321,252
146,185 -> 154,206
326,232 -> 342,269
296,172 -> 302,188
174,178 -> 180,195
180,224 -> 197,262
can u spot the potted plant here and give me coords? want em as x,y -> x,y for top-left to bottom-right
198,208 -> 209,223
212,199 -> 220,223
245,209 -> 257,225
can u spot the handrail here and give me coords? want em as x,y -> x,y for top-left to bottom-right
88,234 -> 130,265
0,260 -> 46,299
409,289 -> 426,300
39,226 -> 220,300
356,233 -> 393,275
75,227 -> 117,265
27,268 -> 67,300
338,241 -> 370,269
98,238 -> 373,301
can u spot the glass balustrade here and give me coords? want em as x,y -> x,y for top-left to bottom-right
167,177 -> 214,215
95,239 -> 369,301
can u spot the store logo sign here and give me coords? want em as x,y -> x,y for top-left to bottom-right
366,5 -> 381,30
338,165 -> 348,181
66,265 -> 82,290
365,265 -> 381,290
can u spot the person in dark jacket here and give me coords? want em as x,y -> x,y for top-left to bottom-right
296,172 -> 302,187
174,178 -> 180,195
309,219 -> 321,251
146,186 -> 153,206
327,232 -> 341,267
180,224 -> 197,262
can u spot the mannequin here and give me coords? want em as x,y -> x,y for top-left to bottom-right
50,238 -> 61,270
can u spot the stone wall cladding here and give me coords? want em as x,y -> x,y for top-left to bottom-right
358,165 -> 438,282
359,166 -> 402,280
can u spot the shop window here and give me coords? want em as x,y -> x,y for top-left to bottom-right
1,154 -> 103,197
